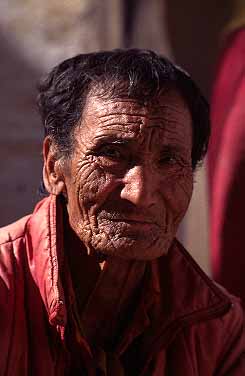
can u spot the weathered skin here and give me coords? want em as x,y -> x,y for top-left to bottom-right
45,88 -> 193,261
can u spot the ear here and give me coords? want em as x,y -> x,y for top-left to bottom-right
42,136 -> 66,195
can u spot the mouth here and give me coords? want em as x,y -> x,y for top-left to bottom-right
96,209 -> 163,236
98,216 -> 161,235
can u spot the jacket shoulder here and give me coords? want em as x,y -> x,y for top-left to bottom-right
0,215 -> 31,291
0,215 -> 32,374
0,215 -> 31,293
0,215 -> 31,246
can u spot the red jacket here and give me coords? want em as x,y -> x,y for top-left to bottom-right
0,195 -> 244,375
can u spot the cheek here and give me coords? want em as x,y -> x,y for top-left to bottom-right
74,161 -> 118,213
162,168 -> 193,221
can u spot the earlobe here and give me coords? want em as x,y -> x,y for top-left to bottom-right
42,136 -> 66,196
43,164 -> 65,195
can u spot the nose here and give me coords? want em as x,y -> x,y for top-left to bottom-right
120,165 -> 157,207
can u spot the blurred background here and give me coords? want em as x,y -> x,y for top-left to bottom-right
0,0 -> 238,276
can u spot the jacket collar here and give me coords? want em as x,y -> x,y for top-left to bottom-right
26,194 -> 67,328
26,195 -> 231,348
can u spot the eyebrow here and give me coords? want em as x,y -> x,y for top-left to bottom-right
92,134 -> 134,146
89,132 -> 191,156
87,135 -> 132,153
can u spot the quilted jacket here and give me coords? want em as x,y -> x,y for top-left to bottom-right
0,195 -> 244,375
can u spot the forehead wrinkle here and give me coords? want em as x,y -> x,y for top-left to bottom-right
92,99 -> 148,118
85,96 -> 191,128
161,136 -> 191,147
81,112 -> 141,134
94,123 -> 141,134
80,116 -> 191,146
137,121 -> 191,139
90,128 -> 137,142
80,95 -> 192,149
142,120 -> 187,133
163,125 -> 192,140
148,114 -> 191,126
149,127 -> 191,144
160,123 -> 192,135
160,130 -> 192,144
98,116 -> 146,128
94,112 -> 146,136
148,115 -> 188,122
154,104 -> 189,114
146,126 -> 192,152
97,111 -> 148,119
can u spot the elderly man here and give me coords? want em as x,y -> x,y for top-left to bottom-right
0,49 -> 244,375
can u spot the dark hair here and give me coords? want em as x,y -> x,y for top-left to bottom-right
37,48 -> 210,170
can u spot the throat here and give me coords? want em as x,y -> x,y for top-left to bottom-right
80,256 -> 146,349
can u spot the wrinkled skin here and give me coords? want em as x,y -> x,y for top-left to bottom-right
58,89 -> 193,260
46,89 -> 193,260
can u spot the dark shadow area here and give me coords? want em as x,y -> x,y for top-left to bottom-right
165,0 -> 232,97
0,30 -> 43,226
219,158 -> 245,302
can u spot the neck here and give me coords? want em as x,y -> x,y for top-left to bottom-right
81,255 -> 146,349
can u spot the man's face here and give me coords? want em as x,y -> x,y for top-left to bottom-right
61,89 -> 193,260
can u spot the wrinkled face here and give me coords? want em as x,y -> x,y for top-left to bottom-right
62,89 -> 193,260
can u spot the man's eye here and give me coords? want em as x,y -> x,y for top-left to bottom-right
99,145 -> 122,159
159,154 -> 177,165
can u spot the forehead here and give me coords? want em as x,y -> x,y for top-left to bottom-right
77,89 -> 192,147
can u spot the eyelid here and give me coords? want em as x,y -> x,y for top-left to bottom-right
159,154 -> 177,165
101,144 -> 121,153
91,141 -> 128,161
159,149 -> 177,159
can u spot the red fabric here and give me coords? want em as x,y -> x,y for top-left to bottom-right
208,28 -> 245,300
0,195 -> 244,375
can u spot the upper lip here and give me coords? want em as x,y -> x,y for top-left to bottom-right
119,218 -> 152,224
